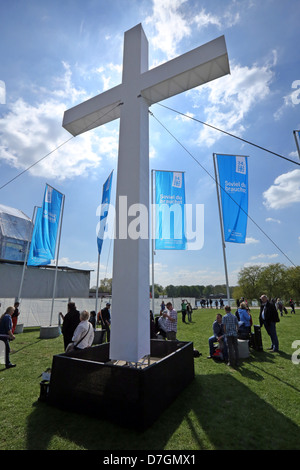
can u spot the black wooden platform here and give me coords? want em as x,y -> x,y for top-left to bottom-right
46,339 -> 195,430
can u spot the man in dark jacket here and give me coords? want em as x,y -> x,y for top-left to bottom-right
61,302 -> 80,350
259,294 -> 280,352
100,303 -> 111,342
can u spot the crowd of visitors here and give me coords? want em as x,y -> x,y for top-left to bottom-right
204,293 -> 293,366
0,292 -> 297,370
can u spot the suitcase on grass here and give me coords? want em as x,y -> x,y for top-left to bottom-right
251,325 -> 263,351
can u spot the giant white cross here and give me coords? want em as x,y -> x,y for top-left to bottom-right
63,24 -> 230,363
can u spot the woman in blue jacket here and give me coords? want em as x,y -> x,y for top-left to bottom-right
237,302 -> 251,339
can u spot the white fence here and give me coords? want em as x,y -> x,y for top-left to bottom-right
0,297 -> 196,328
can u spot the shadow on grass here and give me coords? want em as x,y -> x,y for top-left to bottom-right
26,370 -> 299,450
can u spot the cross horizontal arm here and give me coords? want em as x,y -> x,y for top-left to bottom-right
62,84 -> 123,136
140,36 -> 230,105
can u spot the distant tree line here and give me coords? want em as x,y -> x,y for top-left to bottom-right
232,263 -> 300,304
90,278 -> 235,299
150,283 -> 235,299
90,263 -> 300,305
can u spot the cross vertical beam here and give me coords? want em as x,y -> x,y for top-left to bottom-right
110,25 -> 150,362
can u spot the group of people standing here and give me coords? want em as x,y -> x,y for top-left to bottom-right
180,300 -> 193,323
60,303 -> 94,351
60,301 -> 112,351
0,300 -> 113,368
208,293 -> 283,367
275,298 -> 296,316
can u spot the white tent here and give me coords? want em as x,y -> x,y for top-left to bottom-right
0,204 -> 32,262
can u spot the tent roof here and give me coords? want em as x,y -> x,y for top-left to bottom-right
0,204 -> 32,241
0,204 -> 31,221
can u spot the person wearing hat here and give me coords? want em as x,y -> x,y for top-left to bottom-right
99,303 -> 111,342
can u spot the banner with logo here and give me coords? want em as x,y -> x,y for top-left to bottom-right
27,185 -> 64,265
97,171 -> 113,255
155,170 -> 186,250
216,154 -> 248,244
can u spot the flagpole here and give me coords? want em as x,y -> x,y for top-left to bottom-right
213,154 -> 231,305
17,205 -> 38,302
151,170 -> 155,315
293,130 -> 300,159
95,170 -> 114,319
50,193 -> 65,326
95,252 -> 100,314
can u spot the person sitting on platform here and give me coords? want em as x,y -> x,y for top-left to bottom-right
207,313 -> 227,360
71,310 -> 94,350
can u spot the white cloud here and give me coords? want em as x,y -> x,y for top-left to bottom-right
246,237 -> 260,244
146,1 -> 241,60
243,261 -> 273,268
191,59 -> 275,147
145,2 -> 274,148
154,266 -> 227,287
193,9 -> 222,29
263,169 -> 300,209
266,217 -> 281,224
93,62 -> 122,91
0,64 -> 119,180
250,253 -> 278,260
175,111 -> 195,122
146,0 -> 191,59
274,79 -> 300,120
58,256 -> 98,271
0,80 -> 6,104
58,256 -> 111,287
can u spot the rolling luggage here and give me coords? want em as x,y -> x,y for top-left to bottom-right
250,325 -> 263,351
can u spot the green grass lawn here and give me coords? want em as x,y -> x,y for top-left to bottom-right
0,308 -> 299,450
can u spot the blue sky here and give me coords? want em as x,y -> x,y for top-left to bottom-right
0,0 -> 299,289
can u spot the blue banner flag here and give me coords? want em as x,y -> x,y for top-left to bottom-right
97,171 -> 113,255
27,185 -> 64,266
216,154 -> 248,244
155,170 -> 186,250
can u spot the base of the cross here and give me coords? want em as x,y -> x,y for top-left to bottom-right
45,340 -> 195,430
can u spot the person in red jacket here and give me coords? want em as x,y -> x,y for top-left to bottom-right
11,301 -> 20,334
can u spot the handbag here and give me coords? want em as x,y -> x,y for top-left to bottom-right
66,324 -> 91,352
